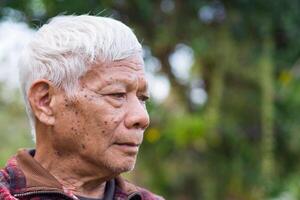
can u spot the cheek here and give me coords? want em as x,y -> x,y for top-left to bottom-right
54,97 -> 87,137
110,115 -> 123,126
81,97 -> 125,130
59,93 -> 125,139
89,113 -> 123,137
80,112 -> 125,152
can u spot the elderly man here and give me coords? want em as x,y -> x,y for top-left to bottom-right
0,15 -> 164,200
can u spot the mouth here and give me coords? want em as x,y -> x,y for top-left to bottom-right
114,142 -> 140,154
115,142 -> 140,146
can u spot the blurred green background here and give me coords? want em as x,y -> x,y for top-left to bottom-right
1,0 -> 300,199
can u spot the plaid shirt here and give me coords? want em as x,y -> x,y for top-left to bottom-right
0,150 -> 164,200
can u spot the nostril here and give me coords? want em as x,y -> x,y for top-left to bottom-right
133,122 -> 140,129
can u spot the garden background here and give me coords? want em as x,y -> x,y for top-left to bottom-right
1,0 -> 300,199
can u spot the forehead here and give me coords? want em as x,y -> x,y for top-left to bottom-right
81,56 -> 148,89
105,56 -> 144,71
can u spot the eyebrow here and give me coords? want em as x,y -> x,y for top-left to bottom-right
102,77 -> 149,93
112,61 -> 144,71
138,81 -> 149,94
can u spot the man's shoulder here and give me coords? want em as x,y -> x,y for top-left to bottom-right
0,155 -> 18,186
0,167 -> 9,184
0,157 -> 20,200
115,176 -> 165,200
135,186 -> 165,200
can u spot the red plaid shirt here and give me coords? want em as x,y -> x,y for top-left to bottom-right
0,150 -> 164,200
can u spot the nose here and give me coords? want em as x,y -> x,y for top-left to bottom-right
124,96 -> 150,130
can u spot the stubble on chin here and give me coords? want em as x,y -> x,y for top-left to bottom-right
102,156 -> 137,176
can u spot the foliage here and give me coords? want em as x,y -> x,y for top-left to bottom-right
0,85 -> 33,166
1,0 -> 300,199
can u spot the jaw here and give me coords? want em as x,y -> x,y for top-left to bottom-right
106,158 -> 137,174
74,147 -> 138,177
98,152 -> 138,175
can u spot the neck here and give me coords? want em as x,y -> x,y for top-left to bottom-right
34,145 -> 109,198
34,126 -> 111,198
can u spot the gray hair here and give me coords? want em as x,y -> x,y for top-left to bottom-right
18,15 -> 142,140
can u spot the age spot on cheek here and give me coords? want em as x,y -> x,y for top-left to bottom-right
64,99 -> 69,107
64,97 -> 77,109
55,150 -> 61,157
111,117 -> 121,125
71,126 -> 81,136
85,94 -> 96,102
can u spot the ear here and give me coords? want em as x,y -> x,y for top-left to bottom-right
28,79 -> 55,125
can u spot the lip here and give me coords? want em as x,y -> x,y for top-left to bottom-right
114,142 -> 140,154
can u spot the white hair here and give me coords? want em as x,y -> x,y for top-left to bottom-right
18,15 -> 142,140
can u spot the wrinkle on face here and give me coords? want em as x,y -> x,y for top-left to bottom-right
46,55 -> 149,184
104,56 -> 144,71
80,56 -> 148,95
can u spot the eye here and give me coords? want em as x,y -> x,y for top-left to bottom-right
108,93 -> 126,99
139,95 -> 150,103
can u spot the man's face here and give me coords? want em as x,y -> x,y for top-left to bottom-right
52,55 -> 150,175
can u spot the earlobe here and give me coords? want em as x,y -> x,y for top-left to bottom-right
28,80 -> 55,125
38,112 -> 55,125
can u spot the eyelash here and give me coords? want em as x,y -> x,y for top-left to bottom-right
108,93 -> 149,102
139,95 -> 149,102
109,93 -> 126,99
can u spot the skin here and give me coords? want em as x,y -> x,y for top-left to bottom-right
28,55 -> 150,198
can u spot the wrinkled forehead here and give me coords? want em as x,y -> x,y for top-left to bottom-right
103,55 -> 144,71
79,55 -> 147,88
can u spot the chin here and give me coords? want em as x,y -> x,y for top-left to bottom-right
107,157 -> 137,174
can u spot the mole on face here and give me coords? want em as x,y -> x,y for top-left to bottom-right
83,93 -> 96,102
64,96 -> 79,109
64,98 -> 69,107
111,117 -> 120,125
55,150 -> 61,157
81,144 -> 86,149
